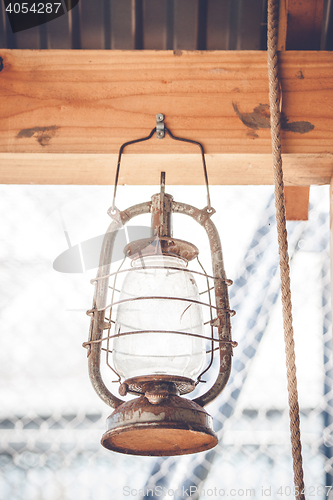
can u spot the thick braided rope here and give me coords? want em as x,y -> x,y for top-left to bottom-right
267,1 -> 306,497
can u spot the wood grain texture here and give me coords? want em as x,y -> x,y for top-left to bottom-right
0,50 -> 332,156
279,0 -> 323,220
284,186 -> 310,220
1,153 -> 332,185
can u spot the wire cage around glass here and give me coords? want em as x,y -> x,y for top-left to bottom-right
84,117 -> 237,456
113,253 -> 206,383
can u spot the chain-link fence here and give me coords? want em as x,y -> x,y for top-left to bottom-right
0,184 -> 331,499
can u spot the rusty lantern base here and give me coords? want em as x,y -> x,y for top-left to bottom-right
101,394 -> 218,456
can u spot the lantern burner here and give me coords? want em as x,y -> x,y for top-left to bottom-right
119,375 -> 196,398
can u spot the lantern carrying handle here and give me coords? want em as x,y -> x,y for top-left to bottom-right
111,114 -> 212,213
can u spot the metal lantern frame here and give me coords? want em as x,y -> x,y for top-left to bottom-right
84,115 -> 237,456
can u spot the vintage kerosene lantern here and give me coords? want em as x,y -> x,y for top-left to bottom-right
84,114 -> 236,456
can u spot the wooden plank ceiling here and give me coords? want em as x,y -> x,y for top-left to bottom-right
0,0 -> 332,220
1,50 -> 332,178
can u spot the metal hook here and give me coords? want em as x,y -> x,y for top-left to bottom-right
156,113 -> 165,139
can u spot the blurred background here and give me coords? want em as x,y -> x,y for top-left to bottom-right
0,183 -> 331,499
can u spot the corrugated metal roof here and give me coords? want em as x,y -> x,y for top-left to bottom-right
1,1 -> 333,49
1,0 -> 268,50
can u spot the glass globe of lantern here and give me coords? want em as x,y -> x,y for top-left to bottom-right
113,253 -> 206,382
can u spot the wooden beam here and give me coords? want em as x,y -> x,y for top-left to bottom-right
0,50 -> 332,159
1,153 -> 332,185
279,0 -> 325,219
284,186 -> 310,220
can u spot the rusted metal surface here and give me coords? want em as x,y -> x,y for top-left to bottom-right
85,330 -> 236,346
99,295 -> 233,315
86,190 -> 235,455
142,380 -> 179,404
123,236 -> 199,261
121,375 -> 196,397
88,201 -> 152,409
151,178 -> 172,237
87,196 -> 234,414
92,265 -> 233,285
172,201 -> 234,408
101,394 -> 218,456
